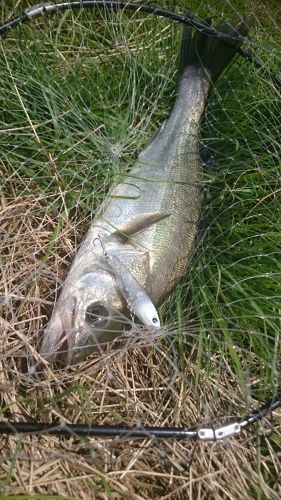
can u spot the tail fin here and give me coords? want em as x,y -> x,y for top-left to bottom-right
178,19 -> 249,83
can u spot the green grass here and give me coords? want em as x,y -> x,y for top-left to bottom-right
0,0 -> 281,498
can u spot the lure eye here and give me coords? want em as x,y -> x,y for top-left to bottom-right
85,303 -> 109,329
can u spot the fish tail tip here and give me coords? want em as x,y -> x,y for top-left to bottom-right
178,16 -> 250,83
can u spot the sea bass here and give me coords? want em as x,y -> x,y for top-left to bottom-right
41,21 -> 248,365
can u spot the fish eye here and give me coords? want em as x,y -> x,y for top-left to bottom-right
85,303 -> 109,329
152,317 -> 159,324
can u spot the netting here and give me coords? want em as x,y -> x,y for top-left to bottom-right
0,1 -> 280,498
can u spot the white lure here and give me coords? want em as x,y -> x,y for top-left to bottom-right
100,237 -> 160,329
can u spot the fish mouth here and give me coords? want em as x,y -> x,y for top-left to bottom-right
40,296 -> 93,366
53,331 -> 71,367
40,327 -> 72,367
40,320 -> 106,367
40,301 -> 75,366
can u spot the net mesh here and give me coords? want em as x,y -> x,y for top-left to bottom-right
0,1 -> 280,498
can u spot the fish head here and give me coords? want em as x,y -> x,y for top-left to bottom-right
40,268 -> 127,366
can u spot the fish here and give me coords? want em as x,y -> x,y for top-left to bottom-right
40,20 -> 248,365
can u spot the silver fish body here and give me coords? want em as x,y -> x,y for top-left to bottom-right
41,21 -> 248,365
100,69 -> 207,304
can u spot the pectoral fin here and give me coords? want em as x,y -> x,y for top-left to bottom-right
114,212 -> 171,240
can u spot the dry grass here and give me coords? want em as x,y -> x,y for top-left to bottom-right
1,193 -> 281,499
